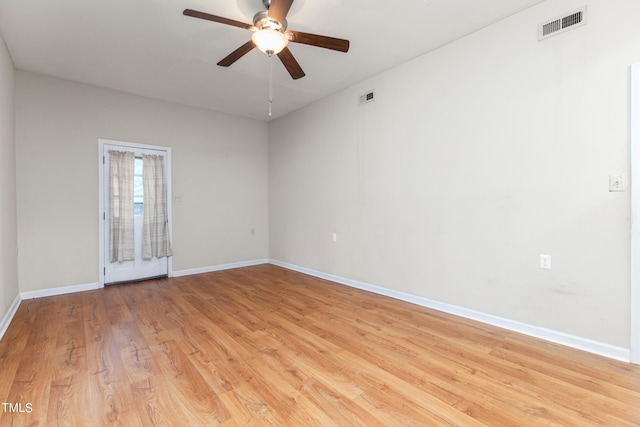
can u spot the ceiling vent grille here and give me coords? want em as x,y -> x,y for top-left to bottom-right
538,7 -> 586,41
359,91 -> 375,105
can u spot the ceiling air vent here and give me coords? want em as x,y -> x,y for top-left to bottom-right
538,7 -> 586,41
359,91 -> 375,106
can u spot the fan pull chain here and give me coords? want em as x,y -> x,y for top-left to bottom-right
268,53 -> 274,117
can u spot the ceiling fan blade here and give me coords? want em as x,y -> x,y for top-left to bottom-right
277,47 -> 305,80
286,30 -> 349,53
183,9 -> 253,30
217,41 -> 256,67
268,0 -> 294,25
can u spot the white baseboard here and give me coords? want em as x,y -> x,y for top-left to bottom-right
0,294 -> 22,341
173,259 -> 269,278
15,258 -> 269,301
269,259 -> 631,363
20,282 -> 100,300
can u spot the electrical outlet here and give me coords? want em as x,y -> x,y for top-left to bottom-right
540,254 -> 551,270
332,233 -> 337,242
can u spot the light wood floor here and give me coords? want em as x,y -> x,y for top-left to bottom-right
1,264 -> 639,426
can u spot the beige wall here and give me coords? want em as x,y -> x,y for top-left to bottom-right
269,0 -> 640,348
16,71 -> 268,293
0,33 -> 18,320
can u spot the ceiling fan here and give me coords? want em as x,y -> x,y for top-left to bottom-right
183,0 -> 350,80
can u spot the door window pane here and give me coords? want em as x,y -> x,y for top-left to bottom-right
134,157 -> 144,216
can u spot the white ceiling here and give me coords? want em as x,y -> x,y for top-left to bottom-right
0,0 -> 545,121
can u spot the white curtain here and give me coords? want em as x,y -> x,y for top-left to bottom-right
142,153 -> 173,260
109,150 -> 135,262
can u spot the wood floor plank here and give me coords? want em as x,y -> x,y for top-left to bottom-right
2,383 -> 49,426
117,327 -> 160,386
4,354 -> 54,426
46,375 -> 93,426
1,264 -> 640,425
218,384 -> 281,426
130,376 -> 191,427
150,339 -> 230,425
299,376 -> 387,427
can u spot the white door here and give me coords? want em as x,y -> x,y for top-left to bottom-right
103,143 -> 171,285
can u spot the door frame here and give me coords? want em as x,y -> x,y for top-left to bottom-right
98,138 -> 173,287
631,63 -> 640,364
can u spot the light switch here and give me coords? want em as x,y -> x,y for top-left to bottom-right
540,254 -> 551,270
609,174 -> 625,192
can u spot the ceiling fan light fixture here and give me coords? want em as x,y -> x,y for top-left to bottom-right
252,28 -> 288,55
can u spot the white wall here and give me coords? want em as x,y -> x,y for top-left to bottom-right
0,32 -> 18,323
269,0 -> 640,348
16,71 -> 268,293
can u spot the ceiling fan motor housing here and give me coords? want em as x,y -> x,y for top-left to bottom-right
253,10 -> 287,32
